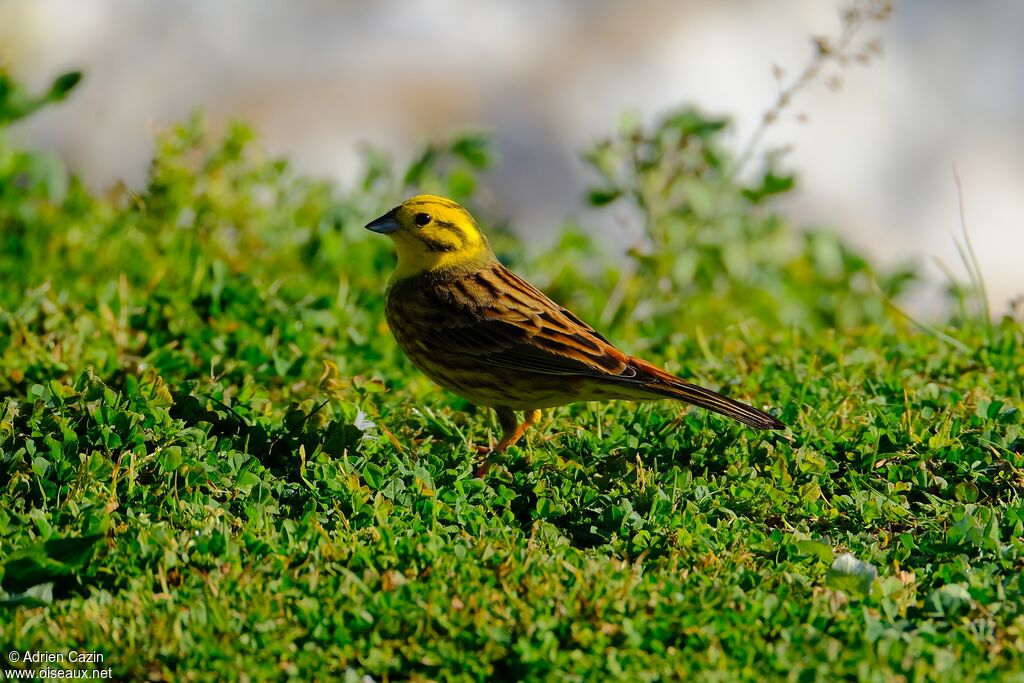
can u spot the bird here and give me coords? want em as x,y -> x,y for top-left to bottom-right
366,194 -> 783,468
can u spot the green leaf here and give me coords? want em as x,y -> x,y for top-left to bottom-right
0,582 -> 55,607
451,133 -> 492,168
795,538 -> 834,563
46,71 -> 83,102
587,188 -> 621,206
826,553 -> 878,596
1,533 -> 104,594
742,171 -> 796,202
362,463 -> 383,490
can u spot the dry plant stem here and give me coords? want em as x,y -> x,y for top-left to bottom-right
952,166 -> 993,327
731,2 -> 892,179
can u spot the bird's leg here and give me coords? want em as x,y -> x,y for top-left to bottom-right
474,407 -> 542,477
474,407 -> 518,455
493,408 -> 541,452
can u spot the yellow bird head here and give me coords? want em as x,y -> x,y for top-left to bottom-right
366,195 -> 494,280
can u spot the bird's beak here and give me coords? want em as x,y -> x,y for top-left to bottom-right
365,211 -> 400,234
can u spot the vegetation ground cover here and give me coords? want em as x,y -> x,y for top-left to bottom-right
1,71 -> 1022,681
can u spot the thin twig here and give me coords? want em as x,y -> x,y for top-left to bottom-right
732,2 -> 890,179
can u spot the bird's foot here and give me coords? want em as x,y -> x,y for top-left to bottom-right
472,443 -> 496,477
473,459 -> 492,478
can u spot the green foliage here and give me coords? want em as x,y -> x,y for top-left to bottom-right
0,70 -> 82,124
2,70 -> 1023,681
576,108 -> 918,333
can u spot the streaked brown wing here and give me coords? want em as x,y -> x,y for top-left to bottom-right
392,261 -> 640,381
386,260 -> 784,429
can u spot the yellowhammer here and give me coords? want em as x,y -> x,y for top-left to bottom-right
367,195 -> 783,466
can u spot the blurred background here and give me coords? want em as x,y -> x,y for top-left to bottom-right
1,0 -> 1021,316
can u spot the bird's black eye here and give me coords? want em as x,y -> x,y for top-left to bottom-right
414,212 -> 432,227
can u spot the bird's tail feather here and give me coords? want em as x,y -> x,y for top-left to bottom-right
630,358 -> 784,430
